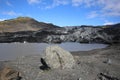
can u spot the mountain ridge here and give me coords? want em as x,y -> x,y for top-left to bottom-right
0,17 -> 120,44
0,17 -> 59,32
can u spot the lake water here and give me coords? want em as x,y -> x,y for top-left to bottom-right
0,42 -> 107,61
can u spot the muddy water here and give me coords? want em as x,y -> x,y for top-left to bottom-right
0,42 -> 107,61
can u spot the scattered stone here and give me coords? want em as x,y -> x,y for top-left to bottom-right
97,73 -> 119,80
44,45 -> 75,69
103,58 -> 111,64
40,58 -> 50,70
78,77 -> 82,80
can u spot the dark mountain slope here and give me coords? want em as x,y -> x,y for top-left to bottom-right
0,17 -> 120,43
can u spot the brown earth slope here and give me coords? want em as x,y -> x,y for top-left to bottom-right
0,17 -> 58,32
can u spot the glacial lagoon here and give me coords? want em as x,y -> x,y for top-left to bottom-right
0,42 -> 107,61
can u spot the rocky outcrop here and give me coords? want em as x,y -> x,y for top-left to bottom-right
45,26 -> 120,44
0,19 -> 120,44
44,45 -> 75,69
46,27 -> 104,43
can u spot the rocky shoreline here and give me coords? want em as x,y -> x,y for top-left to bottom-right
0,44 -> 120,80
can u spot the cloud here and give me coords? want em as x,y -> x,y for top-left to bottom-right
72,0 -> 83,7
3,11 -> 17,16
87,11 -> 98,19
72,0 -> 120,17
43,0 -> 120,17
27,0 -> 41,4
72,0 -> 96,7
98,0 -> 120,16
0,19 -> 5,21
26,0 -> 120,18
2,11 -> 22,16
104,22 -> 114,25
45,0 -> 69,9
103,20 -> 114,25
6,1 -> 13,7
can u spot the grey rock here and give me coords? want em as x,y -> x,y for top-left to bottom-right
44,45 -> 75,69
97,73 -> 119,80
0,23 -> 120,44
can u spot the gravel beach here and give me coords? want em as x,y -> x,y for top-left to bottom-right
0,44 -> 120,80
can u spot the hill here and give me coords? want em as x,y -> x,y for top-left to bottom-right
0,17 -> 59,32
0,17 -> 120,43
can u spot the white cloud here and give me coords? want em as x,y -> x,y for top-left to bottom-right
45,0 -> 69,9
2,11 -> 22,16
72,0 -> 83,7
27,0 -> 120,18
72,0 -> 120,17
3,11 -> 16,16
6,1 -> 13,7
87,11 -> 98,19
99,0 -> 120,16
104,22 -> 114,25
27,0 -> 41,4
0,19 -> 5,21
72,0 -> 96,7
103,20 -> 114,25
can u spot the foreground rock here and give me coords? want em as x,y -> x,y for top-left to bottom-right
44,45 -> 75,69
0,44 -> 120,80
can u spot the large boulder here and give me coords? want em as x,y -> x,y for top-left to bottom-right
44,45 -> 75,69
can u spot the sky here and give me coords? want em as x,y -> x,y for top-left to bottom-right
0,0 -> 120,26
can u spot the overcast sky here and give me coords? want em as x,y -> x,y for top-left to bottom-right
0,0 -> 120,26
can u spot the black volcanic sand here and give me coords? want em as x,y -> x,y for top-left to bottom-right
0,44 -> 120,80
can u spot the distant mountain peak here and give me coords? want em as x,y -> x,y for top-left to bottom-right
16,16 -> 33,19
0,17 -> 59,32
6,17 -> 37,23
